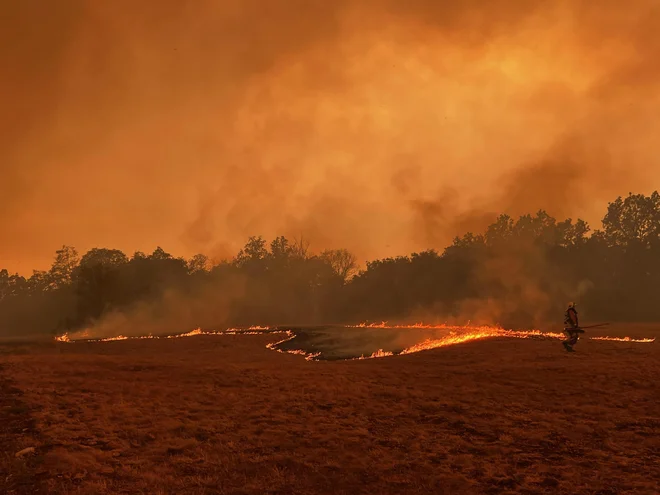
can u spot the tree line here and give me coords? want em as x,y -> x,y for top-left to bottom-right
1,191 -> 659,337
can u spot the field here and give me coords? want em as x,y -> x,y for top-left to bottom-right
1,324 -> 659,494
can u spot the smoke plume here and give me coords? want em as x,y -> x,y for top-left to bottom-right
2,0 -> 659,274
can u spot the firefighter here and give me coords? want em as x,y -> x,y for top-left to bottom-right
562,302 -> 583,352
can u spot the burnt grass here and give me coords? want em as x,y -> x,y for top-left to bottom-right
271,326 -> 419,360
1,324 -> 659,495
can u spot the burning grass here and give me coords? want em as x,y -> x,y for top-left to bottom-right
53,322 -> 655,362
2,323 -> 659,494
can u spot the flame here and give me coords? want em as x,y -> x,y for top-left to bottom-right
266,331 -> 320,360
55,326 -> 276,343
358,349 -> 394,359
346,321 -> 472,330
590,336 -> 656,343
166,328 -> 208,338
52,321 -> 654,362
343,323 -> 654,360
348,321 -> 451,329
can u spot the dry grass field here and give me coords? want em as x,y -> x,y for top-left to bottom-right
1,324 -> 659,494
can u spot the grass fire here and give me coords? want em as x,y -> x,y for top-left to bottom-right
3,0 -> 660,493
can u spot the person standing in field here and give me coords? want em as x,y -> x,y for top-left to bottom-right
562,302 -> 583,352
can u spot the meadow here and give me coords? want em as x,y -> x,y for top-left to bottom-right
2,324 -> 659,494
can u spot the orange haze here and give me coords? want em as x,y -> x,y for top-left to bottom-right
2,0 -> 659,274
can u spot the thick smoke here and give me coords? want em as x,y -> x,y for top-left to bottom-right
1,0 -> 659,274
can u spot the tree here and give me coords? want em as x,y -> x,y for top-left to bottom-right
485,214 -> 514,246
555,218 -> 590,247
4,273 -> 27,297
0,269 -> 8,300
270,236 -> 291,260
132,251 -> 147,260
601,191 -> 660,247
512,211 -> 557,244
48,245 -> 80,289
289,236 -> 310,259
75,248 -> 129,321
27,270 -> 50,294
320,249 -> 358,281
150,247 -> 173,260
187,254 -> 210,273
234,236 -> 268,267
78,248 -> 129,269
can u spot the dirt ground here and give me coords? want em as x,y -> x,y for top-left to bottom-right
1,324 -> 659,494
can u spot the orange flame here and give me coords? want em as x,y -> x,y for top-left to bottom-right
344,323 -> 654,360
266,331 -> 320,360
55,326 -> 276,343
590,336 -> 655,343
358,349 -> 395,359
349,321 -> 453,329
53,322 -> 654,361
166,328 -> 208,339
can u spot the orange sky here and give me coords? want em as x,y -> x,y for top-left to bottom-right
2,0 -> 659,274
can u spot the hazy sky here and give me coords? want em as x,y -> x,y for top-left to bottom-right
2,0 -> 659,274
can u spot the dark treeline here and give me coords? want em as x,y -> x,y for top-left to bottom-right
1,192 -> 659,337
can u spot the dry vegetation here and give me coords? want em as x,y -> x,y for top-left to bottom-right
2,325 -> 659,495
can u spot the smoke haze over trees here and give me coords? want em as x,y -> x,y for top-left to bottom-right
2,1 -> 660,274
1,192 -> 659,339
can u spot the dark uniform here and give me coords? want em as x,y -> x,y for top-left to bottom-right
562,303 -> 582,352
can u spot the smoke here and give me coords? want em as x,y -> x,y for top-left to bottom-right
1,0 -> 659,275
69,276 -> 249,340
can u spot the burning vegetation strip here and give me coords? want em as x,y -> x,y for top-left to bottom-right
54,323 -> 655,362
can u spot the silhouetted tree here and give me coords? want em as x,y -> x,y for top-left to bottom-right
602,192 -> 660,247
74,248 -> 129,322
234,236 -> 268,268
48,245 -> 80,289
320,249 -> 358,281
187,254 -> 210,274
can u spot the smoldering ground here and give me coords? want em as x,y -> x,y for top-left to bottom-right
1,0 -> 659,275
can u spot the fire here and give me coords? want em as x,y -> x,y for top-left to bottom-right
53,321 -> 654,362
398,328 -> 566,355
358,349 -> 394,359
166,328 -> 208,338
266,331 -> 319,360
55,326 -> 277,343
590,336 -> 656,343
343,323 -> 654,360
348,321 -> 453,329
